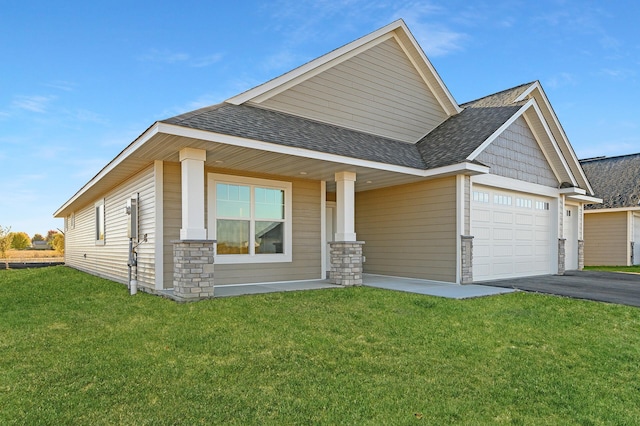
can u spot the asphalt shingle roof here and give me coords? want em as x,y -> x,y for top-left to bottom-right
580,153 -> 640,209
162,82 -> 536,171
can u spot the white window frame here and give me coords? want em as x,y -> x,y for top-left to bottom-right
207,173 -> 292,264
95,199 -> 105,245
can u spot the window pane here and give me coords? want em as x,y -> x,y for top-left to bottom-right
255,221 -> 284,254
96,204 -> 104,241
216,220 -> 249,254
216,183 -> 250,218
255,188 -> 284,220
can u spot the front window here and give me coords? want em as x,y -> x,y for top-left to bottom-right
209,174 -> 292,263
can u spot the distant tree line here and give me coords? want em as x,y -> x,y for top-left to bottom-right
0,226 -> 64,258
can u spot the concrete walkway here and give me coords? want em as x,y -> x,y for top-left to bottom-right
211,274 -> 515,299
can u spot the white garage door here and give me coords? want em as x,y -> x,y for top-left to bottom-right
472,186 -> 554,281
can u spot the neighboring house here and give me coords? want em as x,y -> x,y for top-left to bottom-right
580,153 -> 640,266
32,241 -> 50,250
54,20 -> 600,300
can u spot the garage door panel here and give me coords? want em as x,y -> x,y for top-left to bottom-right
472,185 -> 554,281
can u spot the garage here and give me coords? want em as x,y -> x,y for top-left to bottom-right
472,185 -> 554,281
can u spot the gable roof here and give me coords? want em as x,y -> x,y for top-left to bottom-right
227,19 -> 462,117
580,153 -> 640,209
162,103 -> 427,169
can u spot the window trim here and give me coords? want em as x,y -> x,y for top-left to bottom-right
95,199 -> 105,245
207,173 -> 292,264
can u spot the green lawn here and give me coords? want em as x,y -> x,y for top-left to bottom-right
585,265 -> 640,273
2,267 -> 640,425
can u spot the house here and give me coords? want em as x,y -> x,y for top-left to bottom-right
580,153 -> 640,266
53,19 -> 600,300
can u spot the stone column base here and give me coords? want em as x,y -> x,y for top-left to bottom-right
461,235 -> 474,284
173,240 -> 215,301
330,241 -> 364,286
557,238 -> 566,275
578,240 -> 585,270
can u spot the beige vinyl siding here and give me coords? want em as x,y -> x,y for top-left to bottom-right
584,212 -> 630,266
355,177 -> 457,282
161,165 -> 322,287
257,38 -> 447,143
65,165 -> 156,289
163,162 -> 181,288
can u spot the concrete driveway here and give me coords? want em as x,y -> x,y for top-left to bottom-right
484,270 -> 640,307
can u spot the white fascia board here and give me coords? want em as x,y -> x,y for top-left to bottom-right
516,83 -> 594,195
585,206 -> 640,214
566,195 -> 602,204
392,24 -> 462,115
472,174 -> 561,198
559,187 -> 586,196
53,123 -> 161,217
466,99 -> 534,160
226,20 -> 404,105
158,122 -> 488,178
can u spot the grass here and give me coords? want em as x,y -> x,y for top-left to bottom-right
585,265 -> 640,273
2,267 -> 640,425
3,249 -> 63,263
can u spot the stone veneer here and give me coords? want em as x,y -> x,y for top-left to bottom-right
461,235 -> 474,284
173,240 -> 215,301
578,240 -> 585,270
329,241 -> 364,286
557,238 -> 566,275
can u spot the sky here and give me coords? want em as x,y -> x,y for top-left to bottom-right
1,0 -> 638,237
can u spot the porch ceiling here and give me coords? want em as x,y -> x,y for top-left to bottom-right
137,132 -> 430,192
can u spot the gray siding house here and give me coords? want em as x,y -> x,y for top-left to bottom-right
54,20 -> 599,300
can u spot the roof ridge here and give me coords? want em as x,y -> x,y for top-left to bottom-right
461,81 -> 537,107
162,103 -> 226,124
579,152 -> 640,163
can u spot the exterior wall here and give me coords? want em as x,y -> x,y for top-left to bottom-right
584,211 -> 630,266
476,117 -> 558,188
257,38 -> 447,143
355,176 -> 457,282
65,165 -> 156,289
162,164 -> 322,287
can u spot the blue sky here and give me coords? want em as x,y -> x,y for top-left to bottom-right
1,0 -> 638,236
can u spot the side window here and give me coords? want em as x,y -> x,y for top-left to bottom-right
95,200 -> 105,245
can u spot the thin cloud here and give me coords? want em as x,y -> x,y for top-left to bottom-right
598,68 -> 636,80
546,72 -> 578,89
44,80 -> 75,91
139,49 -> 223,67
12,95 -> 56,113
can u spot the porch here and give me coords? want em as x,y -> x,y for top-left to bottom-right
157,274 -> 514,301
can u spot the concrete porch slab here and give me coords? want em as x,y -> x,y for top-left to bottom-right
363,274 -> 516,299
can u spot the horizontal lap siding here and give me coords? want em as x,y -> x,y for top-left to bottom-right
65,165 -> 156,288
584,212 -> 629,266
258,38 -> 447,143
162,165 -> 322,287
355,177 -> 457,282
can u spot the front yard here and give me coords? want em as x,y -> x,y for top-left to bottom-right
1,266 -> 639,424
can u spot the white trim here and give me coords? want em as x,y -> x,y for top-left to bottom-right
54,123 -> 160,217
207,173 -> 293,264
515,82 -> 594,194
455,174 -> 464,284
226,19 -> 461,115
471,174 -> 560,198
583,206 -> 639,214
566,194 -> 602,204
466,100 -> 534,160
559,187 -> 586,196
153,160 -> 164,290
466,99 -> 577,188
214,278 -> 326,287
158,122 -> 489,179
95,199 -> 105,245
320,181 -> 327,279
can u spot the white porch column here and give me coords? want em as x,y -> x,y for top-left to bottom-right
179,147 -> 207,240
335,171 -> 356,241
